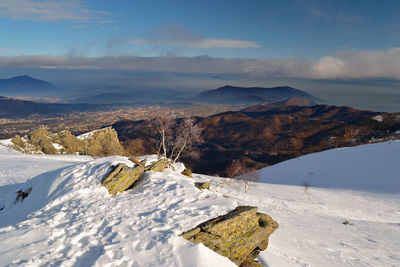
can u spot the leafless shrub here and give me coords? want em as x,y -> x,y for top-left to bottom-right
169,118 -> 204,164
152,109 -> 175,159
303,181 -> 311,200
226,159 -> 260,193
151,110 -> 204,165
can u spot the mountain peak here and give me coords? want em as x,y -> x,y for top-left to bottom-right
195,85 -> 316,105
0,75 -> 55,95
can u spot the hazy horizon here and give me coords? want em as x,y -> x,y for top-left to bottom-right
1,0 -> 400,111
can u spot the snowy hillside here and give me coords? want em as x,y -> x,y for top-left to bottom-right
0,141 -> 399,266
259,141 -> 400,193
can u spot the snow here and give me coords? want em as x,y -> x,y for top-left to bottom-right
0,141 -> 399,266
259,140 -> 400,194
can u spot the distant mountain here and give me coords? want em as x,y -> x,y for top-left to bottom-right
113,104 -> 400,175
0,75 -> 55,96
0,96 -> 51,117
194,85 -> 317,105
0,96 -> 115,118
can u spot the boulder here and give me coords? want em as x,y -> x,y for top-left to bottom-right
195,181 -> 210,190
180,206 -> 278,266
11,135 -> 25,151
86,127 -> 125,156
39,138 -> 58,154
55,130 -> 85,154
29,128 -> 50,145
10,127 -> 125,156
101,162 -> 145,195
181,168 -> 193,178
145,159 -> 168,172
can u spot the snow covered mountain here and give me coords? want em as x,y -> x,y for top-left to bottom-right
0,139 -> 399,266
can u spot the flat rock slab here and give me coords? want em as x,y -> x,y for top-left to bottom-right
180,206 -> 278,266
102,163 -> 145,195
195,181 -> 210,190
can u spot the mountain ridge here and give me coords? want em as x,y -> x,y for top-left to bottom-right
194,85 -> 317,105
0,75 -> 55,96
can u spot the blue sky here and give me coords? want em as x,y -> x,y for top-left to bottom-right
0,0 -> 400,83
1,0 -> 400,111
1,0 -> 400,58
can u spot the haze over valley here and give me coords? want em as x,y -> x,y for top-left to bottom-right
1,1 -> 400,267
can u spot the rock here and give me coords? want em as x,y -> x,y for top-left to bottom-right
101,162 -> 145,195
39,138 -> 58,154
86,127 -> 125,156
145,159 -> 168,172
55,130 -> 85,154
16,187 -> 32,202
29,128 -> 50,145
180,206 -> 278,266
194,181 -> 210,190
10,127 -> 125,156
181,167 -> 193,178
11,135 -> 25,151
128,157 -> 141,165
240,260 -> 264,267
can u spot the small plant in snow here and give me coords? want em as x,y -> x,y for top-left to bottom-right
226,159 -> 260,193
303,181 -> 311,200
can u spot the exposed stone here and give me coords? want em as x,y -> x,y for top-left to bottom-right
10,127 -> 125,157
180,206 -> 278,266
29,128 -> 50,145
145,159 -> 168,172
86,127 -> 125,156
16,187 -> 32,202
11,135 -> 25,151
101,163 -> 145,195
39,138 -> 58,154
181,167 -> 193,178
194,181 -> 210,190
128,157 -> 141,165
55,130 -> 85,154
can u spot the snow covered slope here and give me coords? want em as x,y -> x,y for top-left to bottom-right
259,141 -> 400,193
0,141 -> 399,266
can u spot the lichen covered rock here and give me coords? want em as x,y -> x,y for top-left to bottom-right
101,163 -> 145,195
181,167 -> 193,178
145,159 -> 168,172
86,127 -> 125,156
194,181 -> 210,190
10,127 -> 125,156
180,206 -> 278,266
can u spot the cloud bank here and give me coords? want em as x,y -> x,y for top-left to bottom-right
1,48 -> 400,80
129,24 -> 261,49
0,0 -> 111,22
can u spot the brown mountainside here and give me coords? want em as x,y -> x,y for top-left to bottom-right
113,105 -> 400,175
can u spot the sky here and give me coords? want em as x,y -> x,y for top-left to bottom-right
0,0 -> 400,111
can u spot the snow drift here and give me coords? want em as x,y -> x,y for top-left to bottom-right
0,141 -> 399,266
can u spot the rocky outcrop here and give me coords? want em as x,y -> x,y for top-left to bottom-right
11,127 -> 125,156
102,159 -> 168,195
86,127 -> 125,156
180,206 -> 278,266
181,167 -> 193,178
194,181 -> 210,190
102,163 -> 146,195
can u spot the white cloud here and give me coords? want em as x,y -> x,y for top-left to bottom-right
1,48 -> 400,80
130,38 -> 261,49
129,24 -> 261,49
0,47 -> 26,54
0,0 -> 112,22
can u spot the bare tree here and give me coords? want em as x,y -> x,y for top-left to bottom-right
226,159 -> 260,193
169,118 -> 204,164
152,109 -> 175,159
152,113 -> 204,164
